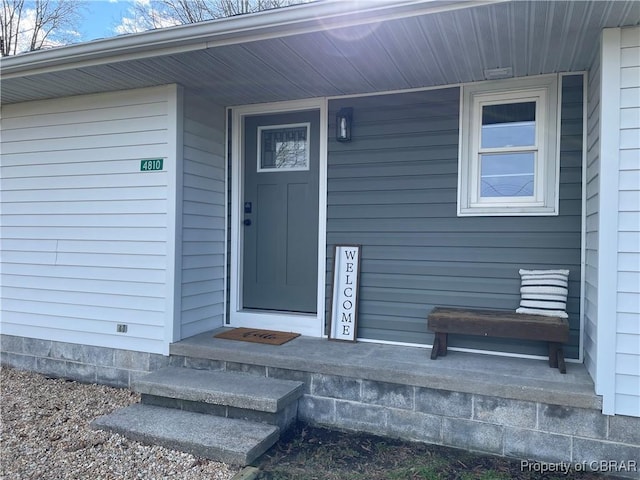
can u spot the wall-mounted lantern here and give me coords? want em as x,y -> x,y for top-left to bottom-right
336,107 -> 353,142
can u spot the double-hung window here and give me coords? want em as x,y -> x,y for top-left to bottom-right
458,75 -> 560,216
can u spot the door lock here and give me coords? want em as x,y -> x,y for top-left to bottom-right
243,219 -> 252,226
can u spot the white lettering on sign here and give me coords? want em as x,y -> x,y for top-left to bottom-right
329,245 -> 361,342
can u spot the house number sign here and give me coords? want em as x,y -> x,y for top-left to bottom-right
329,245 -> 361,342
140,158 -> 164,171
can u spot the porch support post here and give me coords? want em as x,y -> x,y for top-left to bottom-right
596,28 -> 621,415
166,84 -> 185,352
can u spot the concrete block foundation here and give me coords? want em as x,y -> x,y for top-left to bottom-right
2,333 -> 639,479
1,334 -> 166,388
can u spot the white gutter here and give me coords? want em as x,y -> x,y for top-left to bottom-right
0,0 -> 507,79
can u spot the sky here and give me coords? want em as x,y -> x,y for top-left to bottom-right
80,0 -> 135,42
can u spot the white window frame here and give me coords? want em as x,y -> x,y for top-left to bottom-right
458,75 -> 560,216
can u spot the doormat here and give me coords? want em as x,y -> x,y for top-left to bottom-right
214,328 -> 300,345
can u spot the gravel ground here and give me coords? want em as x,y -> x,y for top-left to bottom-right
0,367 -> 239,480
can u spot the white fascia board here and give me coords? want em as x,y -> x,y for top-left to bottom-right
0,0 -> 506,79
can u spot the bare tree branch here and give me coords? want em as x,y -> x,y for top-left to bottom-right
1,0 -> 84,56
120,0 -> 309,34
1,0 -> 25,55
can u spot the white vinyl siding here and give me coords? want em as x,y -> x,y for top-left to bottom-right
584,45 -> 601,386
180,92 -> 227,338
615,26 -> 640,417
1,86 -> 178,355
594,27 -> 640,417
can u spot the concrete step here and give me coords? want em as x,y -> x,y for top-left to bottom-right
91,403 -> 280,466
133,366 -> 304,429
134,367 -> 303,412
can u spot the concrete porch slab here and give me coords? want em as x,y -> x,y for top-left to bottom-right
171,329 -> 601,411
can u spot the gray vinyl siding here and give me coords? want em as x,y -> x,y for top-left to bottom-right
180,91 -> 227,339
326,76 -> 584,359
585,50 -> 601,382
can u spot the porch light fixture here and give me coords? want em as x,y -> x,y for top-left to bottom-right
336,107 -> 353,142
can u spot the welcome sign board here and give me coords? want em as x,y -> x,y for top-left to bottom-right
329,245 -> 361,342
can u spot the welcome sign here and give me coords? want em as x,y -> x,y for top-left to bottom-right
329,245 -> 361,342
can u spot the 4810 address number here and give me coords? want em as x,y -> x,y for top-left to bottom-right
140,159 -> 163,171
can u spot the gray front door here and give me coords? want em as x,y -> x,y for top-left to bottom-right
242,110 -> 319,313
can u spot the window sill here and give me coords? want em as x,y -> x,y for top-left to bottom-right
458,205 -> 559,217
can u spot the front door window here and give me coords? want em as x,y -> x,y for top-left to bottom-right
258,124 -> 310,171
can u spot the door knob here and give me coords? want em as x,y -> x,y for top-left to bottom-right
243,219 -> 252,226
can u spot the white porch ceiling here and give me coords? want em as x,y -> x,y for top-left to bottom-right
1,1 -> 639,106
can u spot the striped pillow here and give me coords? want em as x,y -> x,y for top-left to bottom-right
516,269 -> 569,318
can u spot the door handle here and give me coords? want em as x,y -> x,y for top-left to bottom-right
243,219 -> 252,226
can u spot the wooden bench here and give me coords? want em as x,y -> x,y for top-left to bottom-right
427,307 -> 570,373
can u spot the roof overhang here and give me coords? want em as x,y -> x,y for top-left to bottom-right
1,0 -> 497,77
1,0 -> 638,106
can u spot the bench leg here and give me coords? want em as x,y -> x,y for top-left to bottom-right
431,332 -> 447,360
549,343 -> 566,374
430,333 -> 448,360
548,343 -> 558,368
431,336 -> 440,359
557,347 -> 566,374
438,332 -> 448,357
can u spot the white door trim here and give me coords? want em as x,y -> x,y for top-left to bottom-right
229,98 -> 327,337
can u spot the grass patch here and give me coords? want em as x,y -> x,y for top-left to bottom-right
255,423 -> 612,480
